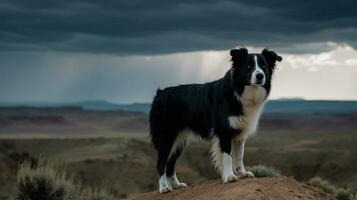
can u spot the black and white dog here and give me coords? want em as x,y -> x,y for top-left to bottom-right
149,48 -> 282,193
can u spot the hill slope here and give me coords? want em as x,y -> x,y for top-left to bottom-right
128,177 -> 335,200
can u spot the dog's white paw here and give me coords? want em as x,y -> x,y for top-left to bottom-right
159,185 -> 172,194
159,175 -> 173,194
168,173 -> 187,189
245,171 -> 254,178
172,182 -> 187,189
237,170 -> 254,178
222,174 -> 238,183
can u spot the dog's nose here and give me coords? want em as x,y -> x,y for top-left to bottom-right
256,73 -> 264,81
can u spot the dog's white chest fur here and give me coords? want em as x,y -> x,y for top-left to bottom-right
229,86 -> 267,137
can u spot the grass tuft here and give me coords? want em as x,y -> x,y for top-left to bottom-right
16,159 -> 79,200
335,188 -> 354,200
307,177 -> 336,194
16,158 -> 115,200
246,165 -> 281,177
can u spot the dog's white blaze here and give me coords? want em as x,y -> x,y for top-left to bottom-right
251,55 -> 265,85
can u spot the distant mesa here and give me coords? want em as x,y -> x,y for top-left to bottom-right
275,97 -> 305,101
1,99 -> 357,115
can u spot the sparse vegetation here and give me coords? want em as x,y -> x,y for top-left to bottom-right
16,160 -> 79,200
336,188 -> 353,200
308,177 -> 336,194
307,177 -> 357,200
0,131 -> 356,199
16,159 -> 114,200
246,165 -> 281,177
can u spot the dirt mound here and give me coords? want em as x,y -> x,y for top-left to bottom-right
128,177 -> 335,200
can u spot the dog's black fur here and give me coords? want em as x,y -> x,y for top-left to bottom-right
149,48 -> 282,179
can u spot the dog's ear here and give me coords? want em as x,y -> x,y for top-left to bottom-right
230,47 -> 248,64
261,49 -> 282,69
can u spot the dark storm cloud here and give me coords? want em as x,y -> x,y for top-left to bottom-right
1,0 -> 357,55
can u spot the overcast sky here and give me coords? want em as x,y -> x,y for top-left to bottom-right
1,0 -> 357,103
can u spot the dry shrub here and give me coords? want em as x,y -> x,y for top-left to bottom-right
16,159 -> 79,200
16,159 -> 116,200
335,188 -> 354,200
307,177 -> 336,194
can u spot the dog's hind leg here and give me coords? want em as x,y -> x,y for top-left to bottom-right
166,148 -> 187,189
156,144 -> 173,193
154,132 -> 180,194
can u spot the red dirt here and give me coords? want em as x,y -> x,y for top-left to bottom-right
127,177 -> 335,200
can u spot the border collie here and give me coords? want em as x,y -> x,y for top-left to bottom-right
149,48 -> 282,193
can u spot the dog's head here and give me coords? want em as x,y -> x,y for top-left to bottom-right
230,47 -> 282,87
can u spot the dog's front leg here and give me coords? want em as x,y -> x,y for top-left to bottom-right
218,135 -> 238,183
232,137 -> 254,178
222,152 -> 238,183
